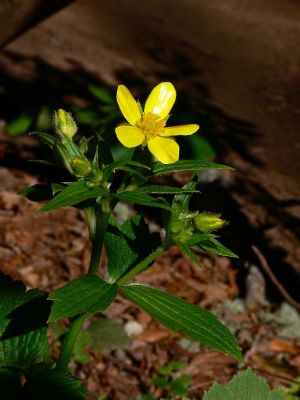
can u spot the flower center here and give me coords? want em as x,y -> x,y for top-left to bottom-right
136,113 -> 166,140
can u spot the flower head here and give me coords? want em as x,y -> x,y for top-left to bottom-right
194,213 -> 226,232
115,82 -> 199,164
53,109 -> 77,139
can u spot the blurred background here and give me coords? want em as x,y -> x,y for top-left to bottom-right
0,1 -> 300,398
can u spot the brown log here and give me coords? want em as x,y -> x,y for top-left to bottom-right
0,0 -> 74,48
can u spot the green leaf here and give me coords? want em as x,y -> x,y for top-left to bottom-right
151,160 -> 234,176
39,181 -> 107,212
23,365 -> 87,400
85,317 -> 130,352
139,185 -> 200,195
120,284 -> 242,362
105,216 -> 160,281
187,233 -> 216,245
202,368 -> 285,400
183,134 -> 216,162
177,242 -> 202,267
48,275 -> 117,321
103,160 -> 150,180
19,184 -> 54,202
6,111 -> 34,136
88,84 -> 114,104
30,131 -> 57,149
115,191 -> 170,210
196,238 -> 238,258
0,273 -> 50,370
171,179 -> 198,218
157,361 -> 186,375
153,375 -> 169,389
73,316 -> 130,363
170,375 -> 192,396
73,330 -> 91,364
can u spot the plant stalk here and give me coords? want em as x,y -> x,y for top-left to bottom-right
116,246 -> 165,286
56,209 -> 110,371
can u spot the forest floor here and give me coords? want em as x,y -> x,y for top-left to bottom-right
1,131 -> 300,399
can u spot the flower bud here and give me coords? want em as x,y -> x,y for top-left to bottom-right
87,170 -> 103,185
70,158 -> 92,177
194,213 -> 225,232
53,109 -> 77,139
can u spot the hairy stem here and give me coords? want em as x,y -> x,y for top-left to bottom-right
56,209 -> 110,371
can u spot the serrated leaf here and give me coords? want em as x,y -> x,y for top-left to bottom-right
177,242 -> 202,267
0,273 -> 50,369
103,160 -> 150,180
48,275 -> 117,321
138,185 -> 200,195
197,238 -> 238,258
151,160 -> 234,176
202,368 -> 285,400
187,233 -> 216,245
23,365 -> 87,400
171,179 -> 198,218
105,216 -> 160,281
39,181 -> 107,212
120,284 -> 242,362
115,191 -> 170,210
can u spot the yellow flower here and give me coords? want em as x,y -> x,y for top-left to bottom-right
115,82 -> 199,164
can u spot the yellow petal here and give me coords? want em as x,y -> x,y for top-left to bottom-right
116,85 -> 141,126
144,82 -> 176,119
161,124 -> 199,137
147,136 -> 179,164
115,125 -> 145,148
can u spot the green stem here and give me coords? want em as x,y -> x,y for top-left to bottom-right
55,314 -> 85,371
56,209 -> 110,371
116,246 -> 165,286
88,210 -> 110,275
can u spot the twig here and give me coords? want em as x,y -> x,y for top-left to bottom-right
252,245 -> 300,311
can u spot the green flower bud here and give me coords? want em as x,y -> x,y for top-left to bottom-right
194,213 -> 225,232
70,157 -> 92,177
53,109 -> 77,139
86,170 -> 104,187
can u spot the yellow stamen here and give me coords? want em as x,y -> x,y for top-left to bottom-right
136,112 -> 166,140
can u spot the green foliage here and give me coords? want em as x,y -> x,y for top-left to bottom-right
0,273 -> 50,370
151,160 -> 233,176
120,284 -> 242,362
23,365 -> 87,400
6,111 -> 34,136
202,369 -> 285,400
283,377 -> 300,399
149,361 -> 192,399
114,191 -> 171,210
49,275 -> 117,321
195,237 -> 238,258
105,215 -> 160,281
38,181 -> 107,212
